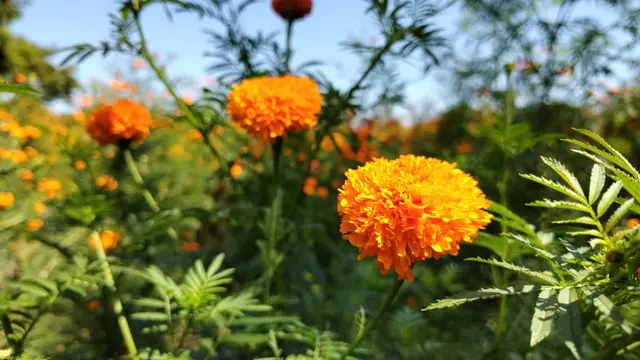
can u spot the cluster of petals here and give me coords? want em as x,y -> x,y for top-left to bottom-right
226,75 -> 322,142
337,155 -> 492,282
86,100 -> 153,146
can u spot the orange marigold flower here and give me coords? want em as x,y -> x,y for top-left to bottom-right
38,178 -> 62,199
10,150 -> 28,164
303,176 -> 317,195
230,164 -> 243,178
89,230 -> 122,252
34,201 -> 47,214
183,241 -> 200,252
316,186 -> 329,199
24,146 -> 39,158
272,0 -> 313,21
86,100 -> 153,146
23,125 -> 41,141
0,192 -> 14,209
187,129 -> 203,140
457,139 -> 471,154
96,175 -> 118,191
226,75 -> 322,141
26,218 -> 44,232
21,170 -> 33,181
337,155 -> 492,282
87,300 -> 101,312
627,218 -> 640,229
15,73 -> 27,84
74,160 -> 87,170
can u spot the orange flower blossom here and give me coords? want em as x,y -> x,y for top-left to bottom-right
271,0 -> 313,21
86,100 -> 153,146
226,75 -> 322,141
337,155 -> 492,282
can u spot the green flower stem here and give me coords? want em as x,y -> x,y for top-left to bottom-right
90,232 -> 139,360
339,278 -> 404,360
284,19 -> 294,73
132,13 -> 228,173
264,137 -> 284,302
494,70 -> 514,343
124,149 -> 178,241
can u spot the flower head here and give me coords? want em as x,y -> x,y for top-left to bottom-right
96,175 -> 118,191
89,230 -> 121,252
38,178 -> 62,199
26,218 -> 43,232
86,100 -> 152,146
337,155 -> 492,282
0,192 -> 14,209
226,75 -> 322,141
272,0 -> 313,21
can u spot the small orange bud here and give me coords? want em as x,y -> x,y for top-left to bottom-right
87,300 -> 100,312
26,218 -> 44,232
627,218 -> 640,229
272,0 -> 313,21
0,192 -> 14,209
96,175 -> 118,191
183,241 -> 200,252
74,160 -> 87,170
230,164 -> 243,178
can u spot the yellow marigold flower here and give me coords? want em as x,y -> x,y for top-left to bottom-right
96,175 -> 118,191
34,201 -> 47,214
10,150 -> 28,164
24,146 -> 39,158
230,164 -> 243,178
74,160 -> 87,170
26,218 -> 44,232
337,155 -> 492,282
21,170 -> 33,181
226,75 -> 322,141
272,0 -> 313,21
187,129 -> 203,140
0,192 -> 14,209
89,230 -> 121,252
38,178 -> 62,199
22,126 -> 41,141
86,100 -> 153,146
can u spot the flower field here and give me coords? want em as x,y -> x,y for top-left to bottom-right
1,0 -> 640,359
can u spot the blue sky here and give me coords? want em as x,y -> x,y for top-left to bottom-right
10,0 -> 626,119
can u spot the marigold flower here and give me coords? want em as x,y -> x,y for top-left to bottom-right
34,201 -> 47,214
183,241 -> 200,252
86,100 -> 153,146
457,140 -> 471,154
627,218 -> 640,229
87,300 -> 101,312
74,160 -> 87,170
226,75 -> 322,141
187,129 -> 203,140
337,155 -> 492,282
230,164 -> 243,178
96,175 -> 118,191
24,146 -> 39,158
26,218 -> 44,232
15,73 -> 27,84
38,178 -> 62,199
21,170 -> 33,181
89,230 -> 121,252
272,0 -> 313,21
316,186 -> 329,199
11,150 -> 28,164
0,192 -> 14,209
23,126 -> 41,141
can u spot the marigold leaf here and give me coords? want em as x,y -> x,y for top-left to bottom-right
527,200 -> 590,213
465,257 -> 559,285
589,164 -> 606,205
131,312 -> 169,322
567,229 -> 604,238
571,128 -> 640,179
557,288 -> 582,359
605,198 -> 634,232
423,285 -> 547,311
552,217 -> 598,226
530,287 -> 558,347
596,181 -> 623,217
521,173 -> 583,203
582,289 -> 633,334
540,157 -> 585,199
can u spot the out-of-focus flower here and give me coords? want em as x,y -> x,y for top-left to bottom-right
26,218 -> 44,232
188,129 -> 203,140
337,155 -> 492,282
182,95 -> 195,106
627,218 -> 640,229
87,100 -> 153,146
227,75 -> 322,141
183,241 -> 200,252
74,160 -> 87,170
316,186 -> 329,199
132,58 -> 145,69
96,175 -> 118,191
0,192 -> 14,209
457,139 -> 471,154
271,0 -> 313,21
310,159 -> 320,172
73,111 -> 86,124
34,201 -> 47,214
89,230 -> 121,252
24,146 -> 39,158
87,300 -> 100,312
230,164 -> 243,178
21,170 -> 33,181
10,150 -> 28,164
303,176 -> 317,195
38,178 -> 62,199
15,73 -> 27,84
79,94 -> 94,108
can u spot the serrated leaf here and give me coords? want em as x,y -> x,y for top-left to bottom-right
521,174 -> 583,202
605,198 -> 634,232
558,239 -> 587,262
540,157 -> 585,199
221,332 -> 271,345
597,181 -> 623,217
527,200 -> 590,213
558,288 -> 582,359
589,164 -> 606,204
530,287 -> 558,347
133,298 -> 170,309
552,217 -> 598,226
567,230 -> 604,238
207,253 -> 225,277
10,282 -> 51,298
509,234 -> 567,266
466,257 -> 559,285
571,128 -> 640,179
424,285 -> 546,310
591,293 -> 633,334
351,307 -> 366,342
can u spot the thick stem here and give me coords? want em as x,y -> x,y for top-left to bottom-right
124,149 -> 179,241
339,278 -> 404,360
132,14 -> 228,172
264,137 -> 284,301
90,232 -> 139,360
